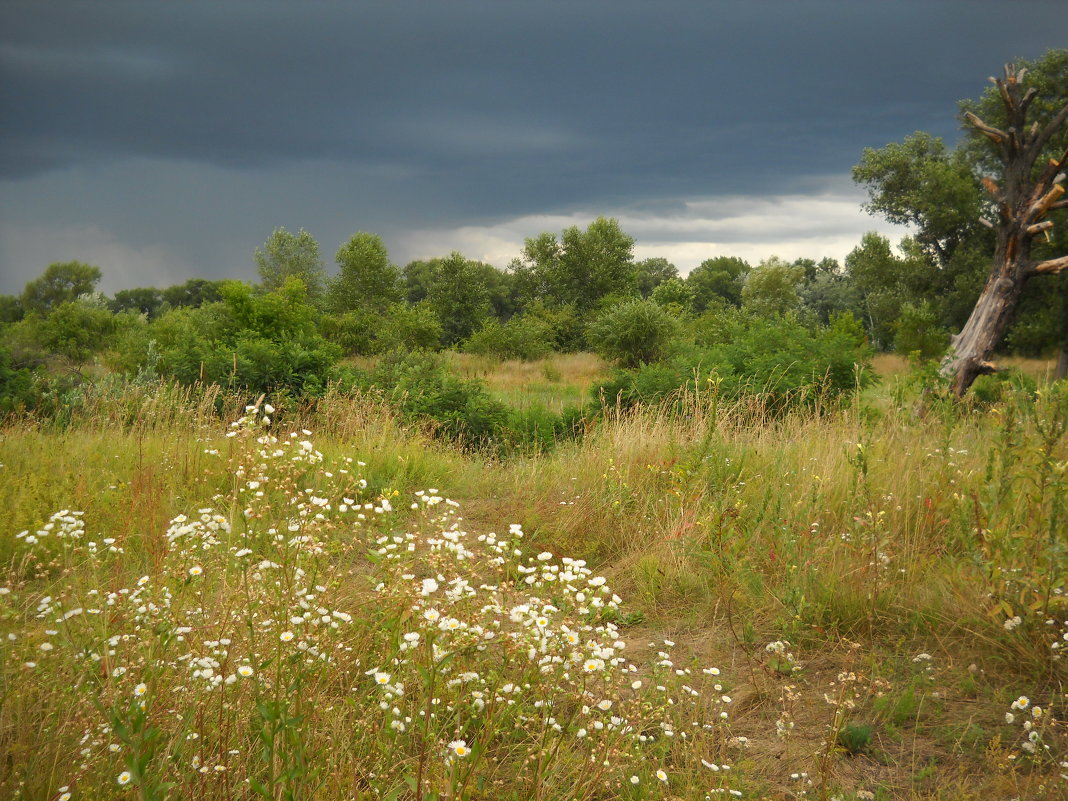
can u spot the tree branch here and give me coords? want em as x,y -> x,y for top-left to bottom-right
1029,183 -> 1066,222
1030,102 -> 1068,158
1020,87 -> 1040,124
1030,255 -> 1068,276
996,75 -> 1014,115
1032,148 -> 1068,193
1027,220 -> 1054,236
965,111 -> 1007,146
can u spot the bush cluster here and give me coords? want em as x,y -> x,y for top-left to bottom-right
596,312 -> 873,413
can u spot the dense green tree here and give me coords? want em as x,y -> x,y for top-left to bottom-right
319,310 -> 378,356
160,279 -> 224,309
855,132 -> 986,267
470,261 -> 519,321
111,287 -> 164,318
146,277 -> 340,394
634,257 -> 679,298
38,301 -> 125,363
254,227 -> 327,304
843,233 -> 936,350
329,232 -> 401,313
741,257 -> 805,317
894,301 -> 951,361
516,300 -> 585,352
685,256 -> 750,310
427,253 -> 491,347
512,217 -> 636,311
1,297 -> 136,365
0,295 -> 23,324
21,261 -> 102,314
0,345 -> 35,412
797,268 -> 859,326
401,259 -> 436,304
650,277 -> 695,312
853,134 -> 992,335
377,302 -> 444,353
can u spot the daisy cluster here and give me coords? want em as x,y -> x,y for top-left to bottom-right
357,496 -> 739,797
1004,694 -> 1066,776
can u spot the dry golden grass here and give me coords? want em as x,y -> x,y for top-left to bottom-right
872,352 -> 1060,381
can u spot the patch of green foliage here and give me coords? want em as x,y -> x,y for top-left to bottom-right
595,311 -> 873,413
120,277 -> 341,395
463,314 -> 555,361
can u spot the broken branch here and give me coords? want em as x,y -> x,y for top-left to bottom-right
1031,102 -> 1068,155
1032,255 -> 1068,275
965,111 -> 1007,145
1030,183 -> 1066,222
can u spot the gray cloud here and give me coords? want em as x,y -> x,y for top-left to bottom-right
1,0 -> 1064,292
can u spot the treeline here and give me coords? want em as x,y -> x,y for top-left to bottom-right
0,210 -> 1060,420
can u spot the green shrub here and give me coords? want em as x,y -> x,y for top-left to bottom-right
894,301 -> 950,361
0,313 -> 51,368
837,722 -> 874,755
319,310 -> 377,356
39,301 -> 123,362
131,278 -> 341,395
596,312 -> 873,413
515,301 -> 585,352
375,302 -> 443,352
499,402 -> 586,453
368,351 -> 509,447
970,370 -> 1038,407
0,346 -> 35,414
463,314 -> 554,361
586,298 -> 678,368
651,277 -> 695,312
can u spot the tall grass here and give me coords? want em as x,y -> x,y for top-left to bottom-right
1,372 -> 1066,799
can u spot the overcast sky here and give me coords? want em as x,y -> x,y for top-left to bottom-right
1,1 -> 1065,295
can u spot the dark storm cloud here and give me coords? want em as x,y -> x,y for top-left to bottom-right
4,1 -> 1054,189
0,0 -> 1065,291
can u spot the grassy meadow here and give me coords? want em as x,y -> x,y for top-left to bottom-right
1,354 -> 1066,800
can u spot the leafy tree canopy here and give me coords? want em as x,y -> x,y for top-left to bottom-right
21,261 -> 102,314
634,257 -> 679,298
513,217 -> 636,311
686,256 -> 751,310
427,252 -> 491,347
330,232 -> 401,314
741,257 -> 804,317
254,227 -> 327,304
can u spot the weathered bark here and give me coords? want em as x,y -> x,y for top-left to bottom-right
941,64 -> 1068,396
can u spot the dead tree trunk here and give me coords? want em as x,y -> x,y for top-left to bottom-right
941,64 -> 1068,396
1056,346 -> 1068,381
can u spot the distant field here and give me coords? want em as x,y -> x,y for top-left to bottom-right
871,352 -> 1060,382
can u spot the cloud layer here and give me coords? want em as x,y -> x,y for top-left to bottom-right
0,1 -> 1063,292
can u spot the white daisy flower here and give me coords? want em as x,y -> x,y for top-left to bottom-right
448,739 -> 470,757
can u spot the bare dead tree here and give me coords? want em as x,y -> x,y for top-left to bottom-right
940,64 -> 1068,396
